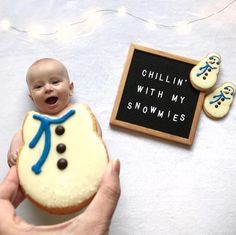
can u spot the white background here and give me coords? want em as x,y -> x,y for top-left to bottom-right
0,1 -> 236,234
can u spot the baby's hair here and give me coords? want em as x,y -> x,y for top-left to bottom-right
26,58 -> 70,84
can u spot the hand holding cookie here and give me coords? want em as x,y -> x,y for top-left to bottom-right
0,160 -> 120,235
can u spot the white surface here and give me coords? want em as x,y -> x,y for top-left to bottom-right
0,1 -> 236,234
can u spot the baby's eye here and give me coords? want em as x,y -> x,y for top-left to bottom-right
34,85 -> 43,89
52,80 -> 60,84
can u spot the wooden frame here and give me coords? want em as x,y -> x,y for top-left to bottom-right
110,44 -> 204,145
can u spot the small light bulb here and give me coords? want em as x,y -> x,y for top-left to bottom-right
118,6 -> 127,16
83,8 -> 103,28
28,24 -> 44,39
176,21 -> 192,34
89,11 -> 102,27
146,19 -> 156,30
56,22 -> 77,43
0,19 -> 11,31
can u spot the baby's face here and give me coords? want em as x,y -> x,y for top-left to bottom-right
27,59 -> 74,115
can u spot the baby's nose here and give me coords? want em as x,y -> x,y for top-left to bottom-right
44,83 -> 53,92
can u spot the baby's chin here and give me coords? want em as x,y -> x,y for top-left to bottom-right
38,103 -> 69,116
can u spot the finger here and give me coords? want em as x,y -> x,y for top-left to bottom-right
7,157 -> 16,168
0,166 -> 23,204
29,218 -> 75,234
12,186 -> 25,208
83,159 -> 121,222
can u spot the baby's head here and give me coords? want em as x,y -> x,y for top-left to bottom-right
26,58 -> 74,115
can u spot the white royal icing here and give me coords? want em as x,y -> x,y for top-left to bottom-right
18,103 -> 108,210
190,52 -> 221,91
203,82 -> 235,119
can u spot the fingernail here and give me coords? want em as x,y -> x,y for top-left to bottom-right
112,159 -> 120,175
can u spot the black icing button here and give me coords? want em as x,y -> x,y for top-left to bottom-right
55,125 -> 65,135
57,158 -> 68,170
56,143 -> 66,153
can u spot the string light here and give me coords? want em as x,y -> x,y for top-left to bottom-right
117,6 -> 127,16
86,10 -> 103,28
0,19 -> 11,31
56,22 -> 77,42
146,20 -> 156,30
27,24 -> 44,39
176,21 -> 192,35
0,0 -> 235,38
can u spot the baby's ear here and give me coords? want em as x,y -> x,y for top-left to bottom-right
69,81 -> 74,96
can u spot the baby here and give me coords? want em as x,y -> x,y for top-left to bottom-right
7,58 -> 100,167
7,58 -> 108,214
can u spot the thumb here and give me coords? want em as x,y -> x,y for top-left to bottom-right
84,159 -> 121,222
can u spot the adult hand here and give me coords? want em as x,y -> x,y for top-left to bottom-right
0,159 -> 121,235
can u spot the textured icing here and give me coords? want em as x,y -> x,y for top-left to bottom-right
190,52 -> 221,91
18,103 -> 108,210
30,109 -> 75,174
203,82 -> 235,119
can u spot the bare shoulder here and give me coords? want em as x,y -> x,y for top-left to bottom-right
8,129 -> 23,167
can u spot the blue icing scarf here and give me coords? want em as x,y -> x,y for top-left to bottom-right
29,109 -> 76,174
196,61 -> 217,77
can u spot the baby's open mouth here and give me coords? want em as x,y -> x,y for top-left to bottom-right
45,96 -> 58,105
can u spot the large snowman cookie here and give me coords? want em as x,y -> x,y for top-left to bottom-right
17,103 -> 108,214
203,82 -> 235,119
190,52 -> 221,91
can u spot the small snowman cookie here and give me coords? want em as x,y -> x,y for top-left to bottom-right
203,82 -> 235,119
17,103 -> 108,214
190,52 -> 221,91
